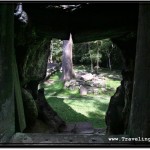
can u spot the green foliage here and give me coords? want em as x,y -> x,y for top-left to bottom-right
50,38 -> 122,69
51,39 -> 63,62
73,42 -> 90,64
73,39 -> 122,69
100,39 -> 122,69
100,39 -> 112,52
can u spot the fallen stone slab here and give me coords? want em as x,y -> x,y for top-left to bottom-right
75,122 -> 94,134
81,73 -> 93,81
62,122 -> 94,134
9,132 -> 138,146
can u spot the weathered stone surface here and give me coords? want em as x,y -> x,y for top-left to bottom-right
63,70 -> 107,96
105,71 -> 134,135
93,79 -> 106,88
81,73 -> 93,81
101,88 -> 107,92
0,5 -> 15,142
36,88 -> 66,133
74,122 -> 94,134
10,133 -> 105,144
10,133 -> 33,143
80,85 -> 88,96
93,88 -> 99,95
105,85 -> 125,135
129,4 -> 150,137
15,22 -> 66,132
62,122 -> 94,134
24,119 -> 50,133
106,35 -> 136,135
21,39 -> 50,86
23,3 -> 138,43
94,128 -> 106,135
22,89 -> 38,128
9,132 -> 136,145
15,23 -> 50,99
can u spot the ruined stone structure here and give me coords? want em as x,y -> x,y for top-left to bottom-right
0,2 -> 150,145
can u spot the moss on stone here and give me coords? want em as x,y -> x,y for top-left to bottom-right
22,89 -> 38,127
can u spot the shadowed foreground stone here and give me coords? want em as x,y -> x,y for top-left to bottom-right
36,88 -> 66,133
9,132 -> 141,146
22,88 -> 38,128
62,122 -> 94,134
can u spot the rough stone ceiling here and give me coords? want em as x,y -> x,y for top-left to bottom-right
22,2 -> 139,42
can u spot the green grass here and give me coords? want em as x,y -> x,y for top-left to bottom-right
43,67 -> 121,128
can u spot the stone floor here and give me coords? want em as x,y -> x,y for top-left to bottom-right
62,122 -> 98,134
8,132 -> 138,146
8,122 -> 130,146
2,122 -> 146,146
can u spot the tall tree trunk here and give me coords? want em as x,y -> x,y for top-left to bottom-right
87,42 -> 94,72
108,53 -> 112,70
129,4 -> 150,137
89,53 -> 94,73
61,33 -> 75,81
96,42 -> 100,74
49,41 -> 53,63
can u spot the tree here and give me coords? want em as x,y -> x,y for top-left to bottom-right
73,42 -> 90,65
94,40 -> 102,73
87,40 -> 102,73
88,43 -> 94,72
73,39 -> 122,70
61,33 -> 75,81
101,39 -> 114,70
48,41 -> 53,63
49,39 -> 63,63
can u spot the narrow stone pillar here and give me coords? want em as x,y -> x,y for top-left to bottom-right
0,4 -> 15,142
129,4 -> 150,137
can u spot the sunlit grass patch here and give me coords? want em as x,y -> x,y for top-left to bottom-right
47,96 -> 110,128
44,67 -> 121,128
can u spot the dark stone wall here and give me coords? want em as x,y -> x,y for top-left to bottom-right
105,33 -> 137,135
14,20 -> 49,94
0,4 -> 15,142
15,29 -> 51,129
129,4 -> 150,137
15,20 -> 66,132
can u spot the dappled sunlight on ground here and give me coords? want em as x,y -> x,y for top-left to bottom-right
43,67 -> 121,128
